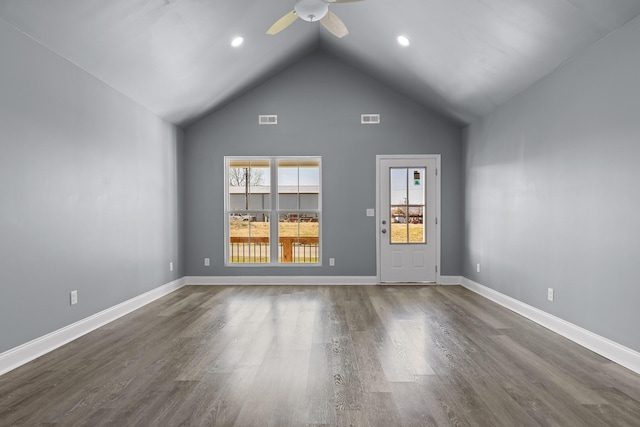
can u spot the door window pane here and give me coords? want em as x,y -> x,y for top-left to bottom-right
390,205 -> 408,243
408,206 -> 424,243
390,168 -> 408,205
408,168 -> 425,205
389,168 -> 426,244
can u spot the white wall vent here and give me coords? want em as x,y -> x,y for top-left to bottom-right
361,114 -> 380,124
259,114 -> 278,125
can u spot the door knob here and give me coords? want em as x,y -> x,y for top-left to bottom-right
381,229 -> 387,233
382,220 -> 387,225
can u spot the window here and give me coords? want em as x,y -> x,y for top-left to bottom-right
389,167 -> 425,244
225,156 -> 321,265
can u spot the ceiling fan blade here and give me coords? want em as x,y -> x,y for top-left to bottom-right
266,10 -> 298,35
320,10 -> 349,38
326,0 -> 364,3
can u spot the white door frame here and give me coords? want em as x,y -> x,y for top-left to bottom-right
376,154 -> 441,284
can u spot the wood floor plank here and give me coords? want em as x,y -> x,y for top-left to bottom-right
362,391 -> 403,427
303,343 -> 336,425
432,369 -> 505,427
336,409 -> 368,427
436,287 -> 510,329
332,335 -> 364,412
350,330 -> 391,393
467,377 -> 541,426
414,374 -> 471,426
311,287 -> 333,345
389,381 -> 441,427
169,367 -> 257,426
156,291 -> 207,317
491,334 -> 608,405
383,319 -> 437,377
1,285 -> 640,426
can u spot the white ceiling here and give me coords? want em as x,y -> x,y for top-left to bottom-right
2,0 -> 639,128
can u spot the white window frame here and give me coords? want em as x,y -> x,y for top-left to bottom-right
224,156 -> 322,266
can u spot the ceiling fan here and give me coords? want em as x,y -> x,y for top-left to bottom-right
267,0 -> 364,39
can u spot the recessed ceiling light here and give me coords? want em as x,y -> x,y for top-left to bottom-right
231,36 -> 244,47
397,35 -> 410,47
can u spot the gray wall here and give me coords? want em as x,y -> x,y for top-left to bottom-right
463,15 -> 640,352
0,19 -> 184,353
185,51 -> 462,277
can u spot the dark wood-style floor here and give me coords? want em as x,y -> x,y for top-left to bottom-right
1,285 -> 640,426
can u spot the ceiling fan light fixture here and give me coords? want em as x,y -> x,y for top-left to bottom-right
231,36 -> 244,47
294,0 -> 329,22
397,35 -> 410,47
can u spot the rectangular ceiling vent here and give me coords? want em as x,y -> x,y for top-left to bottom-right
258,114 -> 278,125
361,114 -> 381,124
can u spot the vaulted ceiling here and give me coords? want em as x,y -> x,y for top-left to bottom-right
2,0 -> 639,128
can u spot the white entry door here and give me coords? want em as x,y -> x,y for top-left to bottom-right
378,155 -> 439,283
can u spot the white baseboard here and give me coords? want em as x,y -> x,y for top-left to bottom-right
0,277 -> 186,377
461,277 -> 640,375
438,275 -> 461,285
185,276 -> 379,285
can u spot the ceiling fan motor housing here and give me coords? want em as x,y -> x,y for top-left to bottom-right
294,0 -> 329,22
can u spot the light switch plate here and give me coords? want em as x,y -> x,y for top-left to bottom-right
366,209 -> 375,217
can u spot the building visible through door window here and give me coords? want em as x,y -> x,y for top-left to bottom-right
225,157 -> 321,265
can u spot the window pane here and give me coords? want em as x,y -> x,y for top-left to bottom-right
300,193 -> 318,210
408,168 -> 425,205
390,206 -> 408,243
228,161 -> 270,211
409,168 -> 425,243
278,213 -> 319,263
408,206 -> 425,243
277,159 -> 320,210
228,213 -> 270,263
390,168 -> 408,205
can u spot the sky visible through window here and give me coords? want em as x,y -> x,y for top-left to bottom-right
390,168 -> 425,205
278,166 -> 319,187
245,165 -> 319,186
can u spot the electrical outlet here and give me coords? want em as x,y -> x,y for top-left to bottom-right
204,258 -> 210,266
366,208 -> 375,217
70,290 -> 78,305
548,288 -> 554,302
476,263 -> 481,273
329,258 -> 335,266
169,262 -> 174,272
